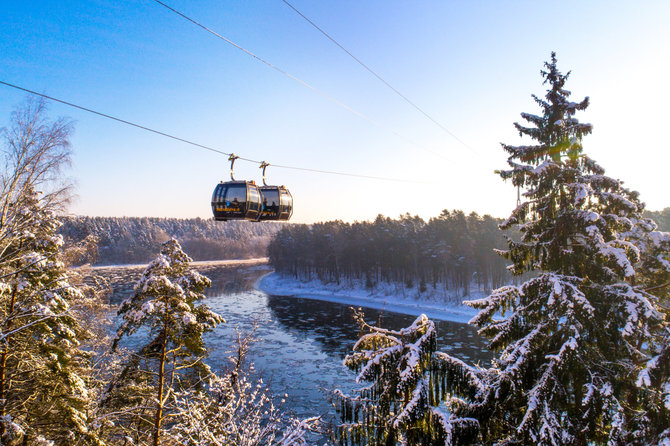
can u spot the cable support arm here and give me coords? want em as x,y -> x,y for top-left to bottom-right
228,154 -> 239,181
259,161 -> 270,186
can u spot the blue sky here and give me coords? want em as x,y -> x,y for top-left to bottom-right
1,0 -> 668,223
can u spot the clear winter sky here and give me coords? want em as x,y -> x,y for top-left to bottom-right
1,0 -> 668,223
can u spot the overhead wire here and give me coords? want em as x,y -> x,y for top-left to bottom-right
151,0 -> 451,162
0,80 -> 428,184
280,0 -> 478,154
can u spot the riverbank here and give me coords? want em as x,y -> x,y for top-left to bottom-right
257,272 -> 485,324
85,257 -> 269,271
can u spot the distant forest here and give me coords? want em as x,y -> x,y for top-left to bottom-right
268,210 -> 515,296
59,216 -> 280,265
645,207 -> 670,231
58,208 -> 667,268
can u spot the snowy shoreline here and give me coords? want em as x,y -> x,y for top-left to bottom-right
85,257 -> 269,271
257,272 -> 482,324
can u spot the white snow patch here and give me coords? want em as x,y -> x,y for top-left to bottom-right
182,312 -> 197,325
141,301 -> 155,315
89,257 -> 269,271
531,160 -> 555,176
257,273 -> 480,323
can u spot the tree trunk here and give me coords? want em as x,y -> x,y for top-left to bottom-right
0,249 -> 21,439
0,286 -> 18,417
152,328 -> 168,446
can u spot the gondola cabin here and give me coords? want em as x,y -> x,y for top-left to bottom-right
211,181 -> 262,221
259,185 -> 293,221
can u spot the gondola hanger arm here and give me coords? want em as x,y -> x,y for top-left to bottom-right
259,161 -> 270,186
229,154 -> 239,181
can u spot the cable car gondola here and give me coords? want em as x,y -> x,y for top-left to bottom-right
211,155 -> 262,221
257,162 -> 293,221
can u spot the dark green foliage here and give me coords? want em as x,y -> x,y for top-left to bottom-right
334,310 -> 481,446
0,190 -> 100,445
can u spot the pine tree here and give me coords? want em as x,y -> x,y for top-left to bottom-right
0,99 -> 103,445
629,215 -> 670,445
105,239 -> 223,445
334,309 -> 480,445
0,188 -> 102,445
457,52 -> 670,444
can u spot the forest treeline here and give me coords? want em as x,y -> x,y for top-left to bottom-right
268,210 -> 515,298
59,209 -> 666,268
645,207 -> 670,231
59,216 -> 280,265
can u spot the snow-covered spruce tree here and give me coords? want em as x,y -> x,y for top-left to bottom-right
0,99 -> 104,445
454,52 -> 670,444
106,239 -> 223,445
0,188 -> 103,445
628,214 -> 670,444
333,308 -> 480,445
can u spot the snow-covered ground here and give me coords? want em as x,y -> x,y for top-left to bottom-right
87,257 -> 269,271
257,273 -> 487,324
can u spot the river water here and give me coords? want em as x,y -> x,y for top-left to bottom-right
96,262 -> 491,436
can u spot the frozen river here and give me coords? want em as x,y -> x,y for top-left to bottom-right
97,262 -> 491,433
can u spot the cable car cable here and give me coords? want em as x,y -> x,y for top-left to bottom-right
280,0 -> 478,155
0,80 -> 428,184
0,81 -> 230,158
151,0 -> 450,162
